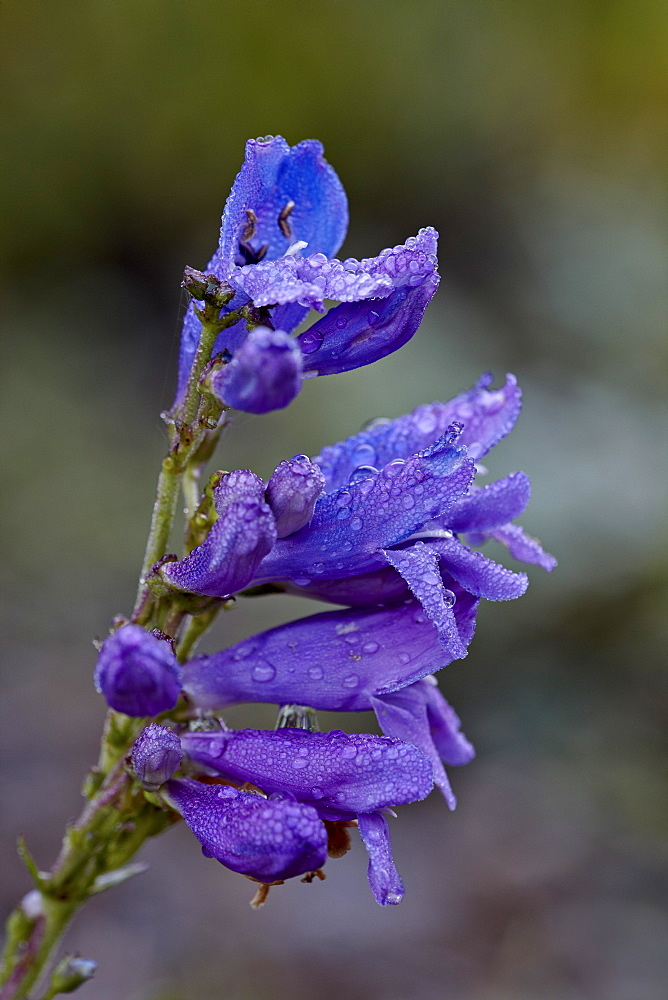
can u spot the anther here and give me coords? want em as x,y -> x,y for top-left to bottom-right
278,200 -> 295,238
241,208 -> 258,243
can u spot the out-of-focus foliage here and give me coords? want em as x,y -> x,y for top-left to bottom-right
1,2 -> 666,999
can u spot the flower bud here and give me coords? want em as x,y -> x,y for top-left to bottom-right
266,455 -> 325,537
131,723 -> 183,790
212,328 -> 303,414
48,954 -> 98,994
94,625 -> 183,716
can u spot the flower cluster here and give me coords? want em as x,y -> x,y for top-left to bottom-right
95,136 -> 555,907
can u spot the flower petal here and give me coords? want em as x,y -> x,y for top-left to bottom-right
253,437 -> 474,585
357,812 -> 405,906
182,601 -> 452,713
447,472 -> 531,533
217,136 -> 348,278
212,328 -> 303,414
428,536 -> 529,600
471,522 -> 557,572
231,228 -> 439,311
179,729 -> 434,817
371,679 -> 474,809
314,373 -> 522,491
162,471 -> 277,598
166,778 -> 328,882
298,276 -> 439,376
382,542 -> 468,660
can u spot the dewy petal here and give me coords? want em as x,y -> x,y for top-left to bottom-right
357,812 -> 405,906
371,679 -> 475,809
167,778 -> 328,882
265,455 -> 326,538
94,625 -> 183,717
298,276 -> 439,377
162,471 -> 277,598
473,522 -> 558,572
253,437 -> 474,585
427,536 -> 528,600
130,723 -> 183,791
179,729 -> 434,817
183,601 -> 457,714
176,136 -> 347,405
231,227 -> 439,311
382,542 -> 468,660
447,472 -> 531,533
212,328 -> 303,414
314,373 -> 522,491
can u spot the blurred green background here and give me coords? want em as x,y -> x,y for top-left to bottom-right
1,1 -> 667,998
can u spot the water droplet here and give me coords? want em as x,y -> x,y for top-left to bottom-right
350,516 -> 363,530
300,329 -> 324,354
401,494 -> 415,509
311,786 -> 324,798
336,490 -> 352,507
383,459 -> 405,478
336,506 -> 351,520
313,562 -> 325,574
251,664 -> 276,682
344,633 -> 359,644
399,652 -> 411,664
443,589 -> 456,609
335,317 -> 347,329
340,744 -> 357,759
233,640 -> 259,661
308,666 -> 324,680
367,309 -> 380,325
342,673 -> 360,688
349,464 -> 378,485
291,757 -> 308,769
421,571 -> 440,586
293,576 -> 312,587
362,641 -> 379,654
357,478 -> 375,496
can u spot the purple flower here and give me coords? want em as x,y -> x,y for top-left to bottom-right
182,597 -> 476,807
166,778 -> 328,884
131,723 -> 183,790
161,470 -> 277,598
248,373 -> 555,609
94,625 -> 182,716
176,136 -> 439,413
176,727 -> 433,905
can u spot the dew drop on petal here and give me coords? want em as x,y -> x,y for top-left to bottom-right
362,641 -> 379,654
443,589 -> 456,609
308,666 -> 323,680
399,652 -> 411,664
383,459 -> 406,479
300,330 -> 324,355
350,517 -> 363,530
291,757 -> 308,769
311,786 -> 325,798
293,577 -> 312,587
335,318 -> 347,329
342,674 -> 360,688
336,490 -> 352,507
250,662 -> 275,683
349,464 -> 378,485
367,310 -> 380,325
401,494 -> 415,509
336,506 -> 351,520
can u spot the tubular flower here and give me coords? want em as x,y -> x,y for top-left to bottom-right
176,135 -> 439,413
177,727 -> 434,905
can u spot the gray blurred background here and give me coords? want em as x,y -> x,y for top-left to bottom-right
1,1 -> 667,998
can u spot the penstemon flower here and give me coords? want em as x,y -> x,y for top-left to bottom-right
0,135 -> 554,998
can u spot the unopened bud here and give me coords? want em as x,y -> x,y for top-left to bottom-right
131,723 -> 183,790
48,954 -> 97,994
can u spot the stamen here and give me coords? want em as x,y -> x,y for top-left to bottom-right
278,200 -> 296,238
241,208 -> 258,243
